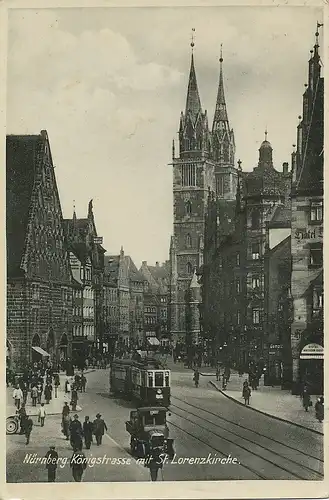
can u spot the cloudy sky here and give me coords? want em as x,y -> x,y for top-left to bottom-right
7,6 -> 323,266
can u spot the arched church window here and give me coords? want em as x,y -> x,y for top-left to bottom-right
186,234 -> 192,248
187,262 -> 193,274
186,200 -> 192,216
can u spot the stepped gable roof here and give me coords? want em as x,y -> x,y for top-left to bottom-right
104,255 -> 120,282
7,134 -> 42,277
125,256 -> 145,283
244,163 -> 286,197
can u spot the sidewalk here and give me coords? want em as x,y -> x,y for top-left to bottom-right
7,373 -> 83,417
209,371 -> 324,434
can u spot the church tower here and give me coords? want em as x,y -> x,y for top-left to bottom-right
170,33 -> 214,344
212,47 -> 237,200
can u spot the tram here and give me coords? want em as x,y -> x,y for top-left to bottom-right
110,356 -> 171,407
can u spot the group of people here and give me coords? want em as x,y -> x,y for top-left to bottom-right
61,404 -> 108,450
301,383 -> 324,422
215,365 -> 231,390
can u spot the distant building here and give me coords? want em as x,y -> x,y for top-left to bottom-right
290,31 -> 324,394
6,130 -> 72,369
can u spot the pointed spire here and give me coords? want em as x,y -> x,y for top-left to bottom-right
185,29 -> 202,121
213,44 -> 228,129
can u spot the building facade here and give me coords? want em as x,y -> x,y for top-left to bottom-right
290,31 -> 324,394
169,45 -> 238,345
7,130 -> 73,369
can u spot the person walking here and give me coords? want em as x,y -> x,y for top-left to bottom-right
65,379 -> 71,394
38,403 -> 46,427
31,384 -> 38,407
216,366 -> 221,382
37,382 -> 43,404
69,414 -> 83,450
93,413 -> 107,446
71,386 -> 78,411
13,385 -> 23,410
81,374 -> 87,393
83,416 -> 93,450
44,384 -> 52,404
25,416 -> 33,445
70,448 -> 87,482
315,397 -> 324,423
62,403 -> 71,440
145,446 -> 163,481
22,382 -> 28,405
242,381 -> 251,406
18,403 -> 27,435
193,369 -> 200,388
302,385 -> 311,412
45,446 -> 58,482
54,374 -> 60,398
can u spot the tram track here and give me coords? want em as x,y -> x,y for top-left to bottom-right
168,396 -> 323,480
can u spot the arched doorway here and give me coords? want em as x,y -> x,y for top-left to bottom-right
46,330 -> 56,365
31,334 -> 41,364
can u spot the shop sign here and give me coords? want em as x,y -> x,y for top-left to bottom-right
295,227 -> 322,242
300,343 -> 324,360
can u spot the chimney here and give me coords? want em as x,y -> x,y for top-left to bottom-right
282,162 -> 289,175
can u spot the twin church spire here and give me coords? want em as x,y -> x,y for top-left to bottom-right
179,34 -> 235,166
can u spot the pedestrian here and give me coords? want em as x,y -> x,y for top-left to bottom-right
37,382 -> 43,404
38,403 -> 46,427
216,366 -> 221,382
81,374 -> 87,393
44,384 -> 52,404
70,448 -> 87,482
62,404 -> 71,440
25,416 -> 33,445
222,374 -> 227,390
193,369 -> 200,388
315,397 -> 324,423
69,414 -> 83,450
93,413 -> 107,445
145,446 -> 163,481
54,374 -> 60,398
18,403 -> 27,434
65,379 -> 71,394
22,382 -> 28,405
83,416 -> 93,450
302,385 -> 311,412
71,386 -> 78,411
45,446 -> 58,482
242,382 -> 251,406
224,366 -> 231,382
31,384 -> 38,407
13,385 -> 23,410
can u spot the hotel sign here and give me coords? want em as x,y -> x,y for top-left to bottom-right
300,343 -> 324,360
295,227 -> 322,241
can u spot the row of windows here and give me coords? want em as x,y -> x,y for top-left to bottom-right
235,308 -> 262,325
83,287 -> 94,299
181,164 -> 197,187
80,267 -> 92,282
145,317 -> 156,325
83,306 -> 94,318
145,307 -> 156,313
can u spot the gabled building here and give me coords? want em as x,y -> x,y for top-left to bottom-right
290,29 -> 324,394
7,130 -> 72,369
64,200 -> 106,362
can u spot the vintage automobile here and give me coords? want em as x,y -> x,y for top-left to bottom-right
6,414 -> 20,435
125,406 -> 174,459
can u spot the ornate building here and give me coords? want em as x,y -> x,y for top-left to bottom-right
290,28 -> 324,394
7,130 -> 73,369
169,42 -> 238,344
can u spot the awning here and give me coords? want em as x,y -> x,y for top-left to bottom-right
32,346 -> 50,357
147,337 -> 160,346
300,343 -> 324,360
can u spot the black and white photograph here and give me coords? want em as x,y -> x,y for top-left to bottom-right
4,1 -> 325,495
